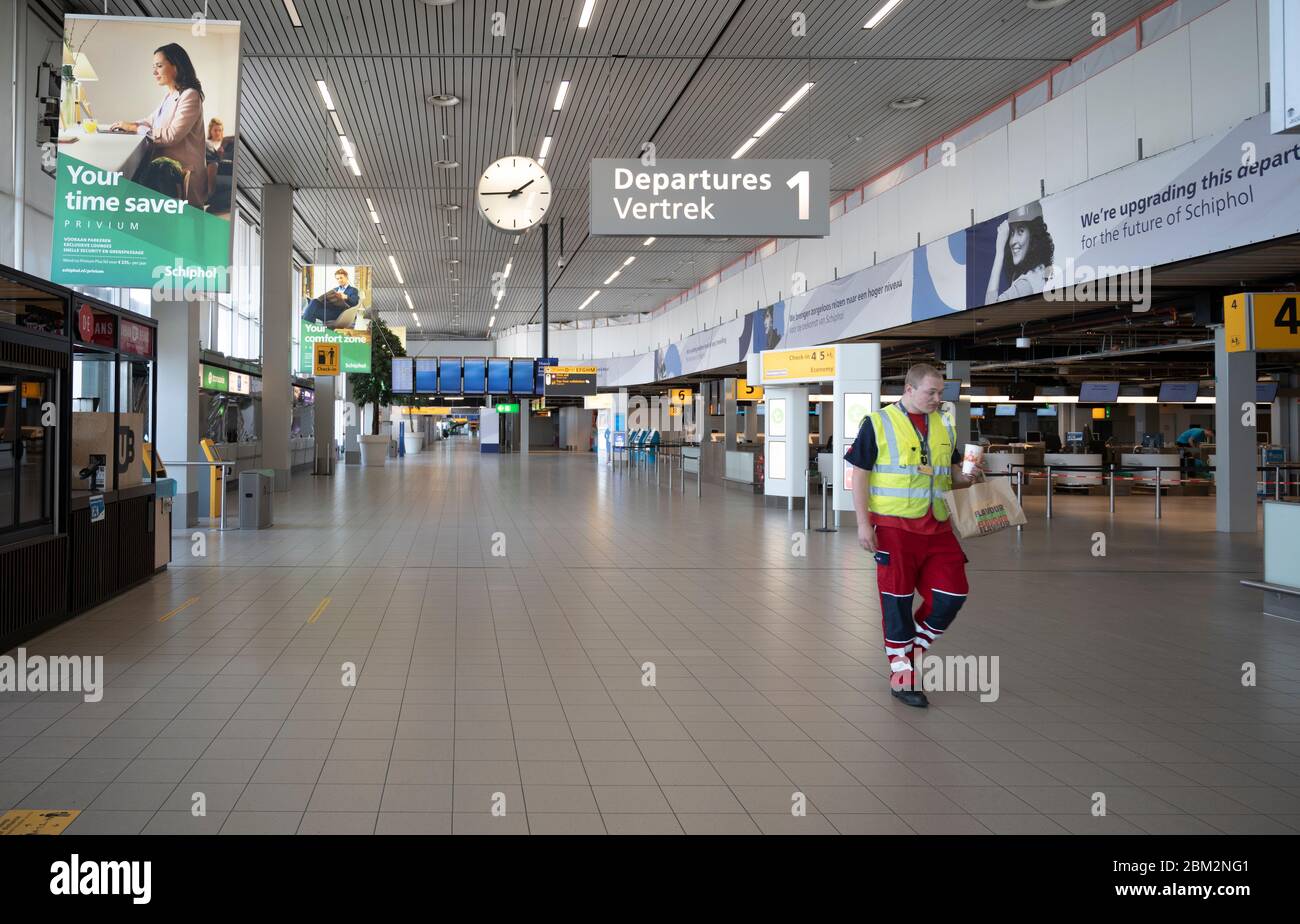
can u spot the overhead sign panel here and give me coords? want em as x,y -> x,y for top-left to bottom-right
543,366 -> 598,397
761,347 -> 837,383
589,159 -> 831,237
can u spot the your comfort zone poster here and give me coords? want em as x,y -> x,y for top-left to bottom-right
51,15 -> 243,292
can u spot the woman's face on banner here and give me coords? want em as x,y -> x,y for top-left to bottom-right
1008,223 -> 1030,266
152,52 -> 177,88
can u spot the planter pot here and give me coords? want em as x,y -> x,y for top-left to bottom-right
359,434 -> 390,466
403,433 -> 425,455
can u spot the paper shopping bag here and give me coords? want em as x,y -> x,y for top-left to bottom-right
943,478 -> 1027,538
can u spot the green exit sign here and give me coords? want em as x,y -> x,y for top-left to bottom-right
495,402 -> 519,413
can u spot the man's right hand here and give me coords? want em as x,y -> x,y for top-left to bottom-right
857,525 -> 876,553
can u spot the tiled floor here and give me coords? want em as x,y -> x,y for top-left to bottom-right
3,438 -> 1298,835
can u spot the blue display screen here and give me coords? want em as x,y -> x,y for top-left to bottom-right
414,359 -> 438,393
391,357 -> 413,394
439,358 -> 462,394
511,359 -> 534,395
1037,405 -> 1058,416
1257,382 -> 1279,402
487,358 -> 511,394
463,358 -> 486,394
995,404 -> 1017,417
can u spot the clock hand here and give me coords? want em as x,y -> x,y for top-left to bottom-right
480,190 -> 514,196
508,179 -> 535,198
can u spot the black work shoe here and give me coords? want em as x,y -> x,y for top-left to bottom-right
891,689 -> 929,708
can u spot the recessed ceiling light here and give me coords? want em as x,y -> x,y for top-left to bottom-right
338,136 -> 354,159
434,159 -> 460,169
577,0 -> 596,28
753,111 -> 784,138
427,93 -> 461,107
283,0 -> 303,27
446,236 -> 460,241
643,237 -> 655,246
622,256 -> 635,266
577,290 -> 600,310
438,203 -> 461,212
552,81 -> 570,112
1026,0 -> 1071,8
863,0 -> 907,29
889,97 -> 926,110
448,259 -> 460,264
538,136 -> 553,159
731,137 -> 758,159
329,111 -> 345,136
419,0 -> 457,6
315,80 -> 335,111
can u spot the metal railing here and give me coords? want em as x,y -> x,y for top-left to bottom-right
999,462 -> 1299,520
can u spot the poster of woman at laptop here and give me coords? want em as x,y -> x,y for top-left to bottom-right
301,265 -> 373,329
51,15 -> 242,290
968,200 -> 1057,305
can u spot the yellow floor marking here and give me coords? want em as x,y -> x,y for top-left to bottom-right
159,596 -> 199,622
0,809 -> 81,835
307,597 -> 331,624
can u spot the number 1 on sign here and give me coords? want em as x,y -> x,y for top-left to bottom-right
787,170 -> 809,221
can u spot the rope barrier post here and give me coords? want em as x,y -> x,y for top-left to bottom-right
816,474 -> 837,532
804,476 -> 811,533
1108,463 -> 1115,514
697,454 -> 702,499
1015,470 -> 1023,533
1159,465 -> 1170,525
1277,464 -> 1283,502
1045,464 -> 1053,519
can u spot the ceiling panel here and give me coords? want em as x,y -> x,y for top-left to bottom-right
63,0 -> 1170,337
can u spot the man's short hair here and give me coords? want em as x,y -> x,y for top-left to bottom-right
904,363 -> 944,389
335,269 -> 349,277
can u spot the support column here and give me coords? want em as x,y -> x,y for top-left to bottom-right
260,184 -> 294,490
945,359 -> 971,447
313,375 -> 336,475
763,385 -> 810,510
723,379 -> 739,450
518,404 -> 529,455
156,300 -> 201,526
1214,325 -> 1257,532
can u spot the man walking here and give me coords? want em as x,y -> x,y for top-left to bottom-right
846,363 -> 983,707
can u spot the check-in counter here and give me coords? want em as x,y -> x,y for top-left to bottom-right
1045,452 -> 1103,487
725,448 -> 761,488
984,450 -> 1024,476
1121,452 -> 1181,485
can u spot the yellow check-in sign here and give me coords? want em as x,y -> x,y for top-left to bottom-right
1224,293 -> 1300,352
313,342 -> 340,376
669,387 -> 693,406
736,381 -> 764,401
762,346 -> 837,382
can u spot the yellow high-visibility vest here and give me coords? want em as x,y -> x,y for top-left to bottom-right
866,403 -> 955,520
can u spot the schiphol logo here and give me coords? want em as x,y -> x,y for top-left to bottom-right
50,855 -> 151,905
1042,258 -> 1152,312
150,259 -> 232,301
0,648 -> 104,703
892,653 -> 1000,703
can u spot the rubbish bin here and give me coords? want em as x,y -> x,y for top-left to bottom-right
238,470 -> 273,529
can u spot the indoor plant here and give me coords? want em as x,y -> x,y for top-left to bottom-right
350,316 -> 406,466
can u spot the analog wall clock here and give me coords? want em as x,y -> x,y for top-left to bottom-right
477,156 -> 551,231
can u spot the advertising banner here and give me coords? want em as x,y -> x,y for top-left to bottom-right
970,111 -> 1300,311
298,265 -> 374,373
52,16 -> 243,291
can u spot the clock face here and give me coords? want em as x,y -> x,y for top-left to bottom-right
477,156 -> 551,231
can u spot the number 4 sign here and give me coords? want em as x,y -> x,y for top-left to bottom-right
1224,293 -> 1300,353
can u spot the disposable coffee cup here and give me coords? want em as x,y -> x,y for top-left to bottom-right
961,443 -> 984,476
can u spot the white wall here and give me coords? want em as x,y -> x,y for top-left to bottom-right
498,0 -> 1268,363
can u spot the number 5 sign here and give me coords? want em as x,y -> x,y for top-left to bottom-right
1224,293 -> 1300,352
